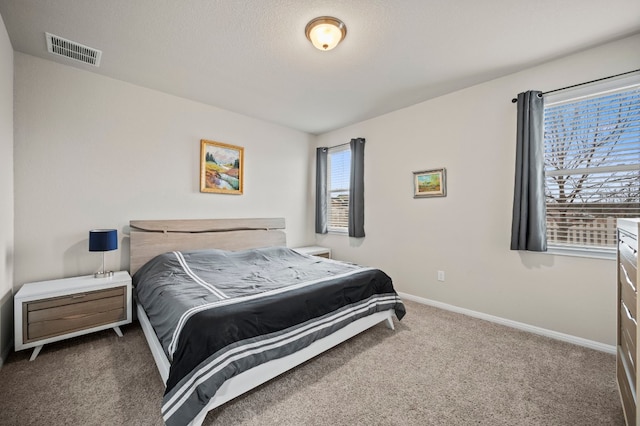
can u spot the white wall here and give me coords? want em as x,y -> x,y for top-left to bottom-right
13,53 -> 316,288
0,13 -> 14,364
315,34 -> 640,346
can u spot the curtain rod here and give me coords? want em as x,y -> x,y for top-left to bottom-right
511,68 -> 640,103
330,141 -> 351,149
322,138 -> 365,150
319,142 -> 349,152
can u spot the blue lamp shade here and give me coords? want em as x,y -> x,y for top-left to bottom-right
89,229 -> 118,252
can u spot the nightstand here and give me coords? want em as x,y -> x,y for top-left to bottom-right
14,271 -> 132,361
292,246 -> 332,259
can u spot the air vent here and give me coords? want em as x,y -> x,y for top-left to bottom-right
45,32 -> 102,67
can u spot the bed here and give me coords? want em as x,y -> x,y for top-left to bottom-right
130,218 -> 405,426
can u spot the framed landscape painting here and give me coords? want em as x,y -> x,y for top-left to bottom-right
413,168 -> 446,198
200,139 -> 244,194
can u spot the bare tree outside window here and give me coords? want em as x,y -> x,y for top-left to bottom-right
544,86 -> 640,249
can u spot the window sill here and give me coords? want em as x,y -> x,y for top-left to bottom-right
544,245 -> 616,261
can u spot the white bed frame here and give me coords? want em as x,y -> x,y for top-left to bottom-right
129,218 -> 395,426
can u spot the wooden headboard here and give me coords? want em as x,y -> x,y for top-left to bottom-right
129,218 -> 286,274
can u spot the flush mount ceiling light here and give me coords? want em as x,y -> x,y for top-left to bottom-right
305,16 -> 347,51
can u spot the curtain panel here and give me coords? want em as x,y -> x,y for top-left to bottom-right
349,138 -> 366,238
510,90 -> 547,251
315,147 -> 328,234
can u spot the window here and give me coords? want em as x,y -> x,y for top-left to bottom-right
316,138 -> 365,237
543,75 -> 640,254
327,145 -> 351,232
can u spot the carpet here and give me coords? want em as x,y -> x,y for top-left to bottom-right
0,300 -> 624,425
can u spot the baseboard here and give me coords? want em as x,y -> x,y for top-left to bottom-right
398,292 -> 616,354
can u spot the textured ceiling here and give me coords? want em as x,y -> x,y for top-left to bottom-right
1,0 -> 639,134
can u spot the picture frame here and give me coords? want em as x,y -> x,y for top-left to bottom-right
413,168 -> 446,198
200,139 -> 244,194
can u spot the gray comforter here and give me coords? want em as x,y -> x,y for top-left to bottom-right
133,246 -> 405,426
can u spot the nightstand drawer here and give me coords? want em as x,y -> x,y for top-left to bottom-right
24,286 -> 126,343
26,287 -> 124,314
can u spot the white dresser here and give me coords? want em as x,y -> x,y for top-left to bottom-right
617,218 -> 640,425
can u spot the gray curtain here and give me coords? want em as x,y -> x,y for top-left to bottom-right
349,138 -> 366,238
510,91 -> 547,251
315,147 -> 328,234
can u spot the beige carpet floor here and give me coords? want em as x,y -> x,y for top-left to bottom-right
0,300 -> 625,425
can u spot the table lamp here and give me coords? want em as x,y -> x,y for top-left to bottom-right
89,229 -> 118,278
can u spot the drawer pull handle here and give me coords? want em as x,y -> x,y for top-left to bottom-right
623,303 -> 637,325
71,294 -> 87,299
621,264 -> 637,293
63,314 -> 89,320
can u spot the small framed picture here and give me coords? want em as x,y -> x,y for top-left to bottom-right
413,168 -> 446,198
200,139 -> 244,194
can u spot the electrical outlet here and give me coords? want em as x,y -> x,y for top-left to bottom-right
437,270 -> 445,282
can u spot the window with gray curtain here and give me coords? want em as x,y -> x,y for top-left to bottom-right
315,138 -> 366,237
511,73 -> 640,257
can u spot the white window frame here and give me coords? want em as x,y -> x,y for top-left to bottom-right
543,73 -> 640,260
326,144 -> 351,234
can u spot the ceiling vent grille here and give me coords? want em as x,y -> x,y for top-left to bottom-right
45,32 -> 102,67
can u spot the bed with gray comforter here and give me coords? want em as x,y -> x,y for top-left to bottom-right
133,246 -> 405,426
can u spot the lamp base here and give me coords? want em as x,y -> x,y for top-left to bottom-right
94,271 -> 114,278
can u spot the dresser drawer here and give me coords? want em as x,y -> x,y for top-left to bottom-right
621,316 -> 637,378
620,245 -> 638,292
620,230 -> 638,252
621,263 -> 638,320
23,286 -> 126,343
621,301 -> 637,364
618,349 -> 636,426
